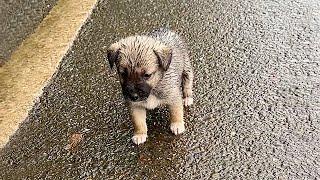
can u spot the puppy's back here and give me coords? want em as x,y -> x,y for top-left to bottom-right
148,28 -> 188,53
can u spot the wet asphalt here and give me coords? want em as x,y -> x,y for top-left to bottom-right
1,0 -> 320,179
0,0 -> 58,65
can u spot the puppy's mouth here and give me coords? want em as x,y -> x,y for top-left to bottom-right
123,93 -> 149,102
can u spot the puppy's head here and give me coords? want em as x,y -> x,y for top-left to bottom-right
106,36 -> 172,102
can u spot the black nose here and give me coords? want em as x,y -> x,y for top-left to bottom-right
130,93 -> 139,101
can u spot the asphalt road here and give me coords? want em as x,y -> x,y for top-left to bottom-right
1,0 -> 320,179
0,0 -> 58,65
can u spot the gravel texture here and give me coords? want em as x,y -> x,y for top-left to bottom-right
0,0 -> 320,179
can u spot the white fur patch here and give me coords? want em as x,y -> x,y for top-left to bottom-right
170,122 -> 185,135
132,134 -> 147,145
183,97 -> 193,107
133,95 -> 162,109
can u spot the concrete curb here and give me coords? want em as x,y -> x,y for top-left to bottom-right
0,0 -> 98,148
0,0 -> 58,65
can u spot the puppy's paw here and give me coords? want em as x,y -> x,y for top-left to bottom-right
132,134 -> 147,145
170,122 -> 185,135
183,96 -> 193,107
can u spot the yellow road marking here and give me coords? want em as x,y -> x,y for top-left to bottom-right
0,0 -> 97,148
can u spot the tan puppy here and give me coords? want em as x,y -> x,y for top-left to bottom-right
106,28 -> 193,145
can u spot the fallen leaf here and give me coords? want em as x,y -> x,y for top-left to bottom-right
65,133 -> 83,151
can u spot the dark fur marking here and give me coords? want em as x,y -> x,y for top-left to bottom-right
107,48 -> 120,69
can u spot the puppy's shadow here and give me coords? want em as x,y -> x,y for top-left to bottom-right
145,104 -> 194,145
145,107 -> 174,142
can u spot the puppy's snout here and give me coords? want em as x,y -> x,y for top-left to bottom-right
130,93 -> 139,101
128,91 -> 140,102
122,84 -> 140,101
122,82 -> 151,102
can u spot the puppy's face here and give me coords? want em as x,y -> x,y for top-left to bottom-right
106,36 -> 172,102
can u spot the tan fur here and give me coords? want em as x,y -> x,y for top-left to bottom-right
107,28 -> 193,145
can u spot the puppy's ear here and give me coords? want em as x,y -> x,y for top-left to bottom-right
106,43 -> 120,69
153,45 -> 172,71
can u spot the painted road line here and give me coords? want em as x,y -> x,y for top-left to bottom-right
0,0 -> 98,148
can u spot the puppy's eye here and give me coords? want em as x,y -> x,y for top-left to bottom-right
144,73 -> 152,80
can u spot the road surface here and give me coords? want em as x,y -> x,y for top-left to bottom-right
0,0 -> 320,179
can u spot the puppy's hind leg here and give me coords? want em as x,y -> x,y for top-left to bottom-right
182,59 -> 194,107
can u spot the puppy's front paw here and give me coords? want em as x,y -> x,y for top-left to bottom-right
132,134 -> 147,145
170,122 -> 185,135
183,96 -> 193,107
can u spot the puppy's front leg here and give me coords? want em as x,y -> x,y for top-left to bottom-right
130,106 -> 147,145
169,101 -> 185,135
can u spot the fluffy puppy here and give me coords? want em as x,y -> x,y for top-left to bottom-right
106,28 -> 193,145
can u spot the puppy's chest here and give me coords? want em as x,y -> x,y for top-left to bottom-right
140,95 -> 163,109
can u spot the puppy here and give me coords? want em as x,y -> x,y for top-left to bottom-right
106,28 -> 193,145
